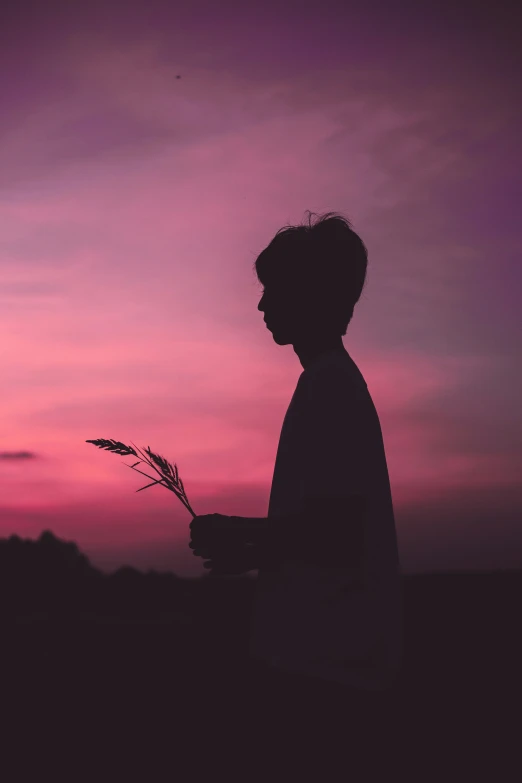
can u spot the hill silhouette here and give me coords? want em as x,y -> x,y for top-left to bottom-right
1,530 -> 520,776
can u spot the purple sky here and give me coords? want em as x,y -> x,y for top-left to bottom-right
1,0 -> 521,575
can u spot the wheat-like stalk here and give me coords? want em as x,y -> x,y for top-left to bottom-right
86,438 -> 196,518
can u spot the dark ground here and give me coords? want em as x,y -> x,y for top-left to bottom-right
1,531 -> 520,780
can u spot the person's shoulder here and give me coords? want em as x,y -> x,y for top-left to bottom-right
319,357 -> 367,394
306,366 -> 369,419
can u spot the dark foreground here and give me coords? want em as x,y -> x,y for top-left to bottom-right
1,532 -> 520,780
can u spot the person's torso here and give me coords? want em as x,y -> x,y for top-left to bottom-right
249,348 -> 404,692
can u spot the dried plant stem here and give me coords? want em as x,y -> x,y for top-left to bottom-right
86,438 -> 196,518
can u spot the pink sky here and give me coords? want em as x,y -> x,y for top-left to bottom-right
1,0 -> 521,576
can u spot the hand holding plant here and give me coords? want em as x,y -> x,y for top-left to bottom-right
86,438 -> 260,574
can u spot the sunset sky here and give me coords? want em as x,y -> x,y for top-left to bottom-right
1,0 -> 521,577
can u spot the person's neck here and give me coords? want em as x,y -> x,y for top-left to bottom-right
293,336 -> 346,370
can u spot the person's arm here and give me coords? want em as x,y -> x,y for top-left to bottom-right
238,493 -> 366,571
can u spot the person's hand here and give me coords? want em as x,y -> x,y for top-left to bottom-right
189,513 -> 251,551
189,514 -> 260,575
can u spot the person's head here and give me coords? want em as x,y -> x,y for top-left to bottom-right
254,210 -> 368,346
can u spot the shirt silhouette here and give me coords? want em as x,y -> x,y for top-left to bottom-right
249,347 -> 403,692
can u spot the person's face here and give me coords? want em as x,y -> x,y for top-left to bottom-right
258,279 -> 314,345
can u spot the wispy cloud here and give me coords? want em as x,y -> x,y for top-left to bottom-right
0,451 -> 38,460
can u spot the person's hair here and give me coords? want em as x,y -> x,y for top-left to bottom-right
253,210 -> 368,336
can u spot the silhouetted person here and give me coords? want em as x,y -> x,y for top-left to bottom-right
191,211 -> 403,771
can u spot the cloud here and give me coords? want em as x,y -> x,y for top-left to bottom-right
0,451 -> 38,460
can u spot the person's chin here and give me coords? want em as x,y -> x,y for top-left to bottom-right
270,327 -> 292,345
